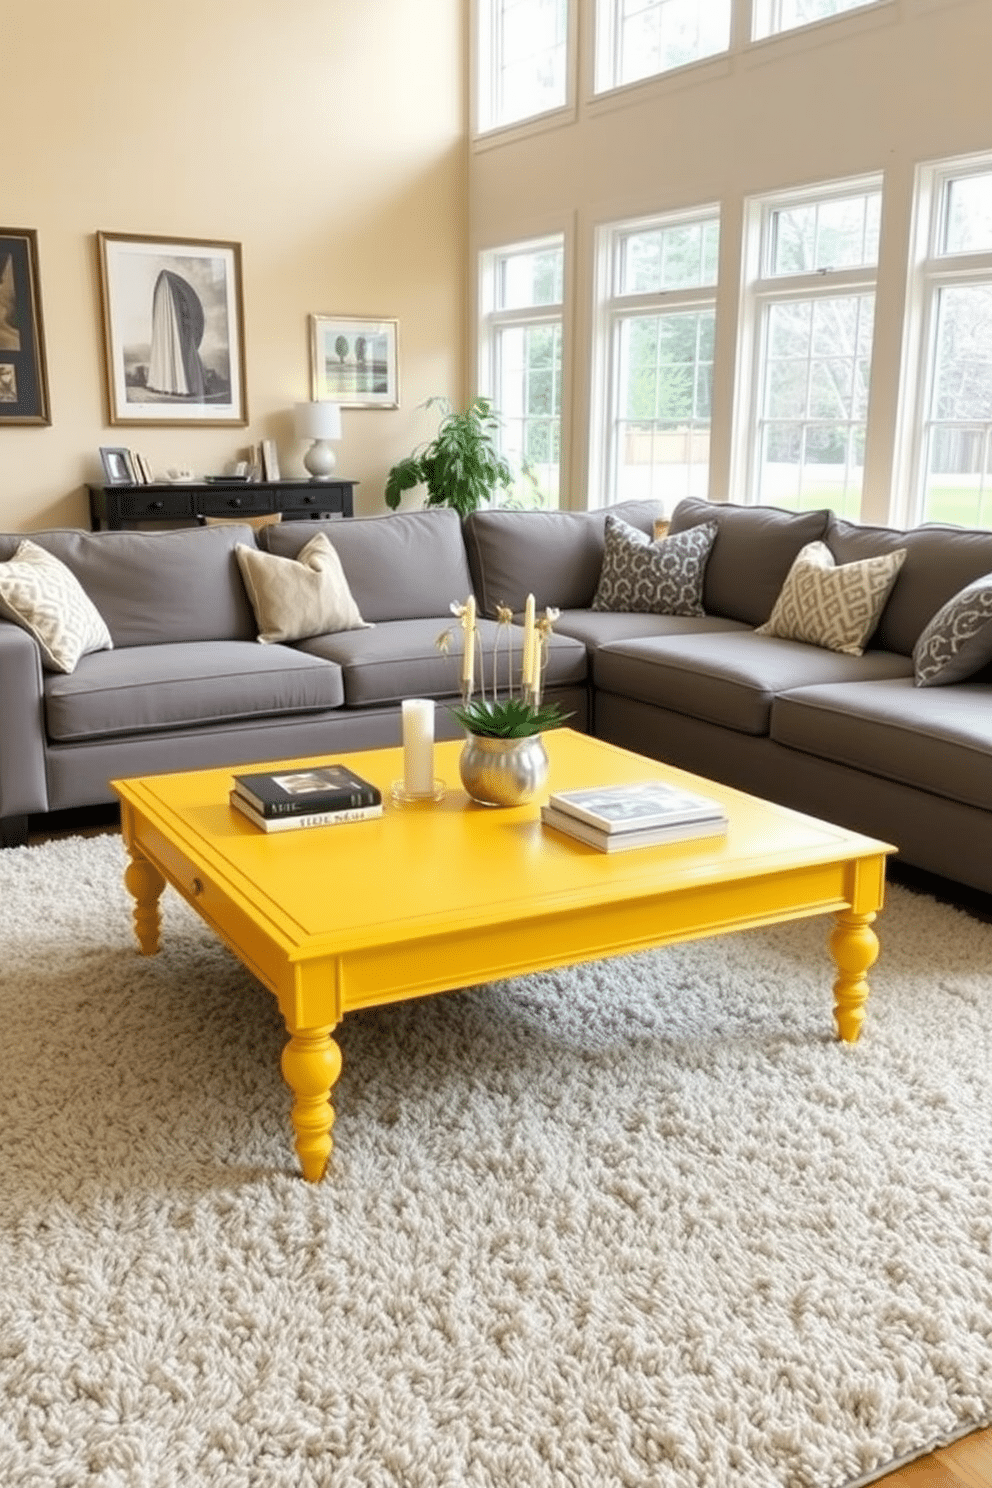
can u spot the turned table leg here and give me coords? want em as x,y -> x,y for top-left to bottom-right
124,849 -> 166,956
281,1025 -> 343,1182
830,910 -> 879,1043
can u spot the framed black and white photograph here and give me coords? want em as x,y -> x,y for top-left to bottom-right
97,231 -> 247,426
309,314 -> 399,408
99,446 -> 138,485
0,228 -> 51,425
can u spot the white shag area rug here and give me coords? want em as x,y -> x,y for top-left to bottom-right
1,833 -> 991,1488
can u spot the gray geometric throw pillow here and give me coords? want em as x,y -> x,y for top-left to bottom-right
912,573 -> 992,686
592,514 -> 717,616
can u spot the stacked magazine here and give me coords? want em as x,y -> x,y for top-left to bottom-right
540,780 -> 728,853
229,762 -> 382,833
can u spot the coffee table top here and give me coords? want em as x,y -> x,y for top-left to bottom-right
114,729 -> 891,965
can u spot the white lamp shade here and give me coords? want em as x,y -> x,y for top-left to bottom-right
294,401 -> 342,441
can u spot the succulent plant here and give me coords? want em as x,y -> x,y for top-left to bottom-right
450,696 -> 572,739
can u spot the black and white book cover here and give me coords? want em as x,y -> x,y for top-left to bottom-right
232,763 -> 381,817
547,780 -> 726,834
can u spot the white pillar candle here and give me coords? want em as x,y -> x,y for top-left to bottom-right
402,698 -> 435,795
461,594 -> 476,697
521,593 -> 536,690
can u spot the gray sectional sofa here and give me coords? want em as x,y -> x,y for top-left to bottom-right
1,497 -> 991,899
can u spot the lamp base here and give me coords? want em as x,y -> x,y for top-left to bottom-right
303,440 -> 337,480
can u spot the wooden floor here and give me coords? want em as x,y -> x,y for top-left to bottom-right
872,1427 -> 992,1486
24,811 -> 992,1486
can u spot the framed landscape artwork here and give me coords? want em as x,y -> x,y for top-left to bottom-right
97,231 -> 247,426
310,314 -> 399,408
0,228 -> 51,424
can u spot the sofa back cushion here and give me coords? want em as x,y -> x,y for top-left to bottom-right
463,500 -> 662,617
667,498 -> 832,627
826,516 -> 992,656
0,525 -> 259,647
260,509 -> 474,622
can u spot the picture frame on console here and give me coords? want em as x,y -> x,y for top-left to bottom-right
99,446 -> 138,485
96,231 -> 247,427
310,314 -> 399,408
0,228 -> 51,425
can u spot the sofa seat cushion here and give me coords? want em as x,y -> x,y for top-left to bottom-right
554,610 -> 749,650
44,642 -> 344,743
770,678 -> 992,812
594,631 -> 913,736
296,618 -> 588,708
260,509 -> 475,623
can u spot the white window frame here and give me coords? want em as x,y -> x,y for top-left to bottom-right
901,153 -> 992,529
732,173 -> 883,516
591,204 -> 721,510
476,0 -> 574,138
593,0 -> 732,97
478,233 -> 566,507
751,0 -> 887,40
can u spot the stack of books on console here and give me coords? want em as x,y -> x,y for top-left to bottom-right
229,763 -> 382,833
540,780 -> 728,853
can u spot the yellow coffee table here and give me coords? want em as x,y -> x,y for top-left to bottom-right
113,729 -> 892,1182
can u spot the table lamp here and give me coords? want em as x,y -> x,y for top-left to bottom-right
295,401 -> 342,479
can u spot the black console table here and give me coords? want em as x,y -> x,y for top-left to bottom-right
88,479 -> 356,532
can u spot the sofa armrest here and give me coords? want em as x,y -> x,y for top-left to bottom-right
0,621 -> 50,818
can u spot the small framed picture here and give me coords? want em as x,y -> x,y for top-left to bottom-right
100,446 -> 138,485
97,231 -> 247,426
309,314 -> 399,408
0,228 -> 51,425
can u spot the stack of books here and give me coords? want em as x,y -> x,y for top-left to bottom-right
540,779 -> 728,853
230,762 -> 382,833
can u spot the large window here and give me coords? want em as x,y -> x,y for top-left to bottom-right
596,208 -> 719,507
477,0 -> 569,133
595,0 -> 731,93
479,236 -> 565,507
752,0 -> 883,40
911,161 -> 992,528
739,179 -> 882,517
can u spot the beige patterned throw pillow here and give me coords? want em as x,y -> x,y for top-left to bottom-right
755,540 -> 906,656
0,539 -> 113,672
235,531 -> 371,643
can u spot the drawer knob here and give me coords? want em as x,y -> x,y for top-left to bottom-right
191,877 -> 204,897
229,498 -> 242,508
151,500 -> 164,510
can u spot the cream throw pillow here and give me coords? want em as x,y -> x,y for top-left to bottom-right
0,538 -> 113,673
755,540 -> 906,656
235,531 -> 370,644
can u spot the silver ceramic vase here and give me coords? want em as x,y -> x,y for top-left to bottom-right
459,732 -> 549,807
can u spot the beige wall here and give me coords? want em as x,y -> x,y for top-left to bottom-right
3,0 -> 467,530
469,0 -> 992,520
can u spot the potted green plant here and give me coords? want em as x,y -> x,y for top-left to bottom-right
384,397 -> 514,515
440,599 -> 572,806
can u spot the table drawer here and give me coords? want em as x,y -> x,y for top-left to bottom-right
117,489 -> 195,519
197,489 -> 276,517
